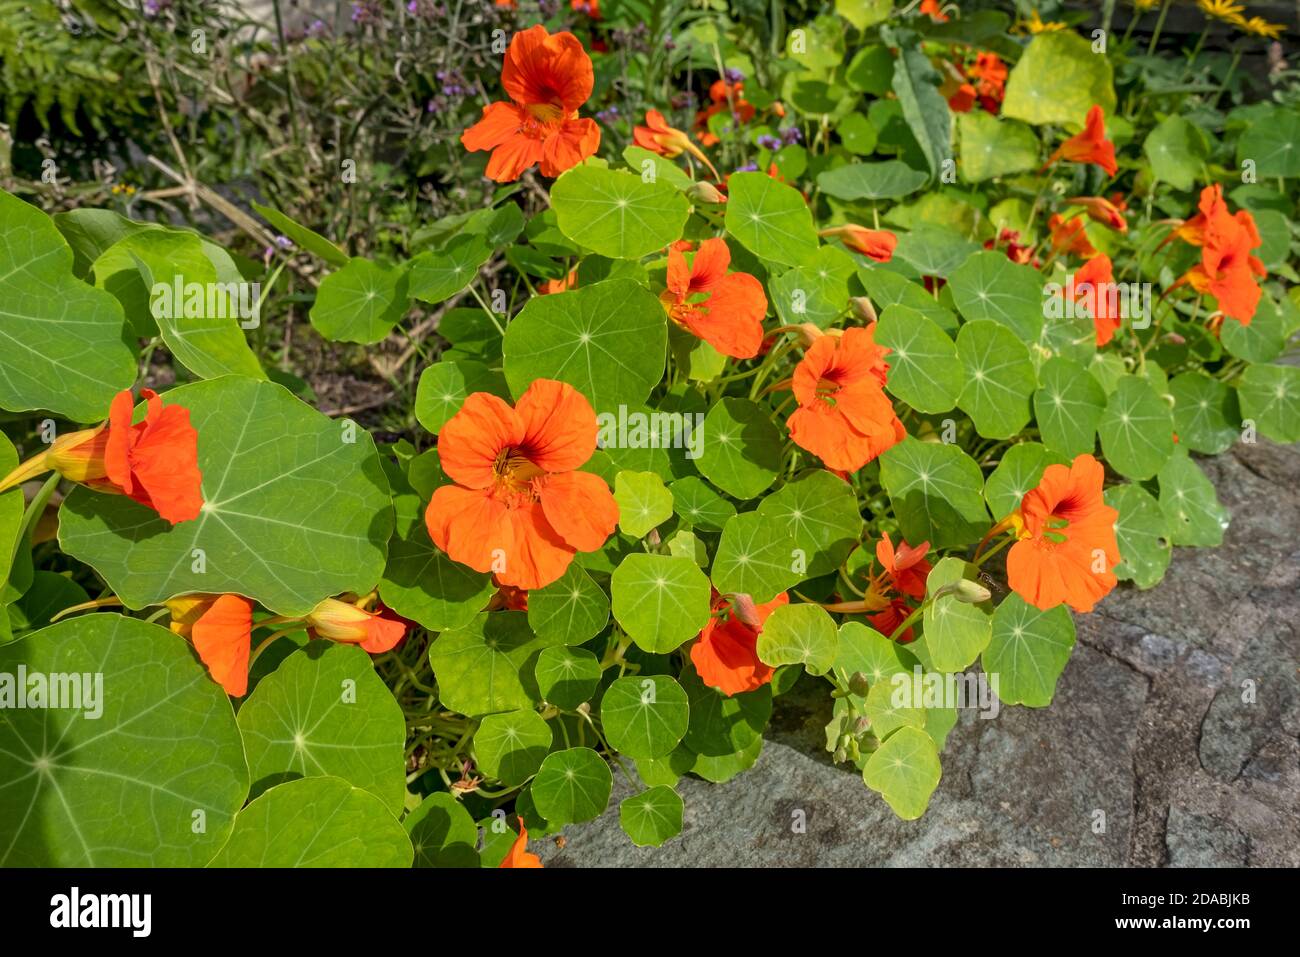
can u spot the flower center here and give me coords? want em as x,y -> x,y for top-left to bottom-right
493,449 -> 545,501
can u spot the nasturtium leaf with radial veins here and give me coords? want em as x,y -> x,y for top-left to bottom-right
875,304 -> 962,414
756,602 -> 838,675
600,674 -> 690,759
1157,450 -> 1228,547
1236,363 -> 1300,443
210,776 -> 412,867
1002,29 -> 1116,127
862,726 -> 941,820
695,397 -> 783,500
878,438 -> 991,550
1168,372 -> 1240,455
414,359 -> 508,434
956,320 -> 1038,439
534,645 -> 601,710
614,470 -> 675,538
983,442 -> 1068,520
1034,356 -> 1106,458
724,171 -> 820,266
620,786 -> 684,847
920,557 -> 992,674
428,612 -> 556,717
237,643 -> 407,814
59,376 -> 394,618
502,279 -> 666,414
1098,375 -> 1176,480
475,709 -> 554,786
757,469 -> 861,578
406,792 -> 480,868
0,188 -> 136,422
816,160 -> 928,201
530,747 -> 613,825
611,554 -> 711,654
0,615 -> 248,866
670,476 -> 736,531
309,257 -> 410,344
408,233 -> 493,304
1105,484 -> 1173,589
983,594 -> 1076,707
527,564 -> 609,645
551,164 -> 690,259
949,250 -> 1044,343
864,675 -> 927,738
680,663 -> 772,756
710,510 -> 803,603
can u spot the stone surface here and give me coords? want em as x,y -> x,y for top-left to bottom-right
540,441 -> 1300,867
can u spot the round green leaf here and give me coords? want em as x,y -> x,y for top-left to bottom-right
695,397 -> 783,500
833,621 -> 920,692
379,460 -> 494,633
620,786 -> 684,847
670,476 -> 736,531
893,225 -> 981,278
1157,450 -> 1228,547
600,674 -> 690,759
756,602 -> 838,675
414,359 -> 507,433
862,726 -> 941,820
1220,293 -> 1290,363
611,554 -> 711,653
406,792 -> 479,868
502,278 -> 666,413
816,160 -> 928,200
1236,106 -> 1300,178
1144,115 -> 1208,191
878,437 -> 991,549
551,165 -> 689,259
1105,484 -> 1173,589
956,319 -> 1038,439
527,564 -> 609,645
770,248 -> 854,329
429,612 -> 554,717
7,571 -> 88,635
984,442 -> 1068,520
680,663 -> 772,756
949,251 -> 1045,342
310,257 -> 410,344
408,233 -> 493,304
688,734 -> 763,783
0,188 -> 135,422
875,304 -> 962,414
475,709 -> 554,786
534,645 -> 601,710
614,470 -> 674,538
210,776 -> 412,867
0,614 -> 248,866
530,747 -> 612,824
1237,362 -> 1300,443
1034,356 -> 1105,457
237,643 -> 406,814
864,674 -> 927,738
757,469 -> 861,579
1098,375 -> 1176,480
1169,372 -> 1240,454
982,594 -> 1076,707
858,266 -> 958,334
710,510 -> 801,603
920,557 -> 992,674
59,376 -> 394,617
1002,30 -> 1116,127
724,171 -> 819,266
958,111 -> 1040,182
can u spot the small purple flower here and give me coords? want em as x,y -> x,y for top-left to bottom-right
274,235 -> 295,250
736,162 -> 759,173
724,67 -> 745,84
307,18 -> 327,37
596,106 -> 620,124
757,134 -> 782,151
781,126 -> 802,145
407,0 -> 418,13
142,0 -> 160,16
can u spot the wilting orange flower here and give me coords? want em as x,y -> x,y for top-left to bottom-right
1071,254 -> 1122,346
1066,195 -> 1128,232
571,0 -> 600,18
1048,213 -> 1097,258
821,224 -> 897,263
0,388 -> 203,525
305,597 -> 408,653
786,325 -> 905,472
461,25 -> 600,182
920,0 -> 949,21
691,591 -> 787,696
1170,184 -> 1266,325
500,817 -> 543,868
1004,454 -> 1119,613
1044,105 -> 1118,177
634,109 -> 720,180
166,594 -> 254,697
876,532 -> 931,601
426,380 -> 618,590
695,79 -> 755,146
661,237 -> 767,359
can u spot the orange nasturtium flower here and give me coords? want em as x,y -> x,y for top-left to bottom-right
920,0 -> 949,22
822,533 -> 930,643
0,388 -> 203,525
1048,213 -> 1097,258
691,590 -> 788,696
1065,195 -> 1128,233
1071,254 -> 1122,346
820,224 -> 897,263
425,380 -> 618,590
1044,105 -> 1118,177
165,594 -> 254,697
500,817 -> 543,868
661,237 -> 768,359
633,109 -> 720,180
969,52 -> 1007,107
305,597 -> 408,654
460,25 -> 600,182
947,82 -> 977,113
695,79 -> 755,146
786,325 -> 905,472
1170,185 -> 1266,325
571,0 -> 600,19
876,532 -> 932,601
1003,454 -> 1120,613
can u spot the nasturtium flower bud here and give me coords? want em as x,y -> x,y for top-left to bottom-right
305,597 -> 407,653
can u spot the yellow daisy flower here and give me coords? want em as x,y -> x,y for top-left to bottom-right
1237,15 -> 1286,39
1197,0 -> 1246,23
1017,8 -> 1067,34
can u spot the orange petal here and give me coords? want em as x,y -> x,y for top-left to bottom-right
688,237 -> 731,295
461,101 -> 527,153
438,392 -> 524,489
191,595 -> 253,697
503,501 -> 576,589
426,485 -> 514,573
127,391 -> 204,524
515,380 -> 598,473
538,469 -> 618,552
539,117 -> 601,178
484,133 -> 546,183
679,272 -> 766,359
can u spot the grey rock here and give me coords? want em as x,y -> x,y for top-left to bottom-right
1166,808 -> 1249,868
